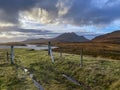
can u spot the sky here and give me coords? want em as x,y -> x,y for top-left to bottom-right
0,0 -> 120,42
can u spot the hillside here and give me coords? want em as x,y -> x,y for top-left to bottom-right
23,32 -> 89,44
92,30 -> 120,43
52,32 -> 89,42
22,38 -> 49,44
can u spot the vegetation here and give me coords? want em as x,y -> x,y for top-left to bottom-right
53,42 -> 120,60
0,48 -> 120,90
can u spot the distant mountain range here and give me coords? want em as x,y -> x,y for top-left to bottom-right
2,30 -> 119,45
92,30 -> 120,43
23,30 -> 120,44
23,32 -> 89,44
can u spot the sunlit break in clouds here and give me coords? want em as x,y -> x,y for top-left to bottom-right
0,0 -> 120,42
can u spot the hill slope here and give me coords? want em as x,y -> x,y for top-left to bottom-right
92,30 -> 120,43
22,38 -> 49,44
23,32 -> 89,44
52,32 -> 89,42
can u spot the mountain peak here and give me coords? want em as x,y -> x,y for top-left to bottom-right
53,32 -> 89,42
57,32 -> 77,37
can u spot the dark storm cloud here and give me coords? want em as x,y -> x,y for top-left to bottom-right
0,0 -> 38,23
0,0 -> 36,11
0,0 -> 58,13
0,0 -> 59,24
63,0 -> 120,25
0,10 -> 18,23
0,0 -> 120,26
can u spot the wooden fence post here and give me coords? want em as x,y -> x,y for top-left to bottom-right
10,46 -> 14,64
48,42 -> 51,55
6,52 -> 9,62
80,48 -> 83,67
48,41 -> 54,63
50,48 -> 54,63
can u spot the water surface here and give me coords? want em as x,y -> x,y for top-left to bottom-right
0,44 -> 57,50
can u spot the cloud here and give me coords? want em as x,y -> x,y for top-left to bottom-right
0,0 -> 120,26
62,0 -> 120,26
25,0 -> 120,26
0,26 -> 50,34
0,0 -> 59,24
0,26 -> 60,42
0,0 -> 38,24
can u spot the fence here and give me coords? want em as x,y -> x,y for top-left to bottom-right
2,42 -> 84,90
1,41 -> 119,90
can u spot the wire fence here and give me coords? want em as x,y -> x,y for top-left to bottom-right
0,42 -> 120,90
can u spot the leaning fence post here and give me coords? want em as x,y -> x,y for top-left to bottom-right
10,46 -> 14,64
80,48 -> 83,67
48,42 -> 51,55
50,48 -> 54,63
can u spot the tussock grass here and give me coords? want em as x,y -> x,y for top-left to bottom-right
53,42 -> 120,60
0,48 -> 120,90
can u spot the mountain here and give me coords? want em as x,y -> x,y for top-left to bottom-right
52,32 -> 89,42
92,30 -> 120,43
23,32 -> 89,44
22,38 -> 48,44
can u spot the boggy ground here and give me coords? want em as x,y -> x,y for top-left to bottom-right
0,48 -> 120,90
53,42 -> 120,60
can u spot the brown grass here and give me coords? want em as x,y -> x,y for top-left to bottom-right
53,42 -> 120,60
